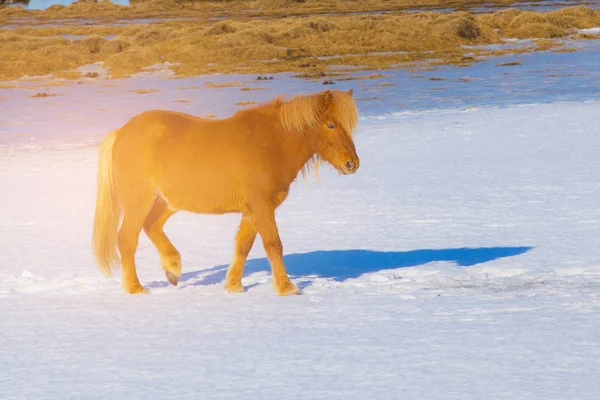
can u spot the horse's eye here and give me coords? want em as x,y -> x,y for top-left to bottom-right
327,123 -> 335,129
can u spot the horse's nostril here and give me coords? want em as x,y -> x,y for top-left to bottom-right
346,160 -> 355,171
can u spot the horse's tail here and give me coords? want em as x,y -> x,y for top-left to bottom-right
92,129 -> 121,277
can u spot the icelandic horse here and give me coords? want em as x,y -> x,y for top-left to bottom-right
92,89 -> 360,295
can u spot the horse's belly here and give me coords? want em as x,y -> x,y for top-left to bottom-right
159,183 -> 243,215
152,139 -> 249,214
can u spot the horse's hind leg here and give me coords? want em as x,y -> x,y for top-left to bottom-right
225,214 -> 257,293
143,197 -> 180,286
119,198 -> 154,294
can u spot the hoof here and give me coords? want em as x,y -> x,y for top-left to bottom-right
125,283 -> 149,294
275,281 -> 301,296
165,270 -> 179,286
225,281 -> 244,293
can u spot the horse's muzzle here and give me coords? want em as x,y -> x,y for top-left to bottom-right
341,158 -> 359,175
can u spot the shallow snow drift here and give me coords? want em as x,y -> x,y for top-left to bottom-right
1,100 -> 600,399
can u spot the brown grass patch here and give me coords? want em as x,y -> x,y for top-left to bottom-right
80,34 -> 107,54
134,26 -> 175,45
497,61 -> 521,66
303,18 -> 338,32
487,7 -> 600,39
535,39 -> 563,51
546,6 -> 600,29
240,87 -> 268,91
430,12 -> 499,42
30,81 -> 71,87
177,85 -> 199,90
236,101 -> 257,106
553,47 -> 578,53
477,8 -> 521,30
337,74 -> 391,81
506,22 -> 567,39
0,34 -> 97,80
205,81 -> 243,88
130,0 -> 187,12
31,92 -> 59,98
100,37 -> 132,55
103,47 -> 163,77
204,22 -> 239,36
506,12 -> 548,31
174,99 -> 193,103
127,88 -> 159,94
573,33 -> 600,40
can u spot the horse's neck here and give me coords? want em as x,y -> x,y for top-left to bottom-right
250,103 -> 316,186
279,125 -> 316,185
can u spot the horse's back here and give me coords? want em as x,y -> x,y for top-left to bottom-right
112,109 -> 253,214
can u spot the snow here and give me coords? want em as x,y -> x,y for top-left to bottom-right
2,72 -> 600,398
580,27 -> 600,35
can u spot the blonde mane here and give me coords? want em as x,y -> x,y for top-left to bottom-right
277,90 -> 358,138
275,90 -> 358,179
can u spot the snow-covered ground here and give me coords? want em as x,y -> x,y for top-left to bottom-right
2,65 -> 600,397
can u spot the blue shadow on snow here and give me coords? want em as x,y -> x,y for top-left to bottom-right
175,246 -> 532,287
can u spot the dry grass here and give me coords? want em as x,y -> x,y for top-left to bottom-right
497,61 -> 521,66
573,33 -> 600,40
506,22 -> 567,39
0,0 -> 558,21
337,74 -> 393,81
101,37 -> 133,55
240,87 -> 268,91
0,32 -> 97,80
553,47 -> 578,53
535,38 -> 563,51
102,47 -> 163,77
205,81 -> 243,88
479,6 -> 600,38
30,92 -> 60,97
127,88 -> 159,94
1,3 -> 599,82
236,101 -> 258,106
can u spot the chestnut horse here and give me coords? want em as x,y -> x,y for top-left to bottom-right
92,89 -> 359,295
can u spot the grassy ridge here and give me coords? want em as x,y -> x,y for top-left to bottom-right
1,1 -> 599,81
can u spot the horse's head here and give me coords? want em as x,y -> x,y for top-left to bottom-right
313,89 -> 360,175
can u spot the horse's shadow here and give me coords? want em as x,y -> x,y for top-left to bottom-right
149,246 -> 532,289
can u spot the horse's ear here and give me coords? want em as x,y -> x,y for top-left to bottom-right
320,90 -> 333,108
347,89 -> 353,97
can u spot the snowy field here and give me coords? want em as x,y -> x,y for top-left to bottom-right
2,55 -> 600,397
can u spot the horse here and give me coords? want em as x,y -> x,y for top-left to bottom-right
92,89 -> 360,295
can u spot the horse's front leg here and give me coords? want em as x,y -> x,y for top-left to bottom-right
225,214 -> 257,293
251,202 -> 300,296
